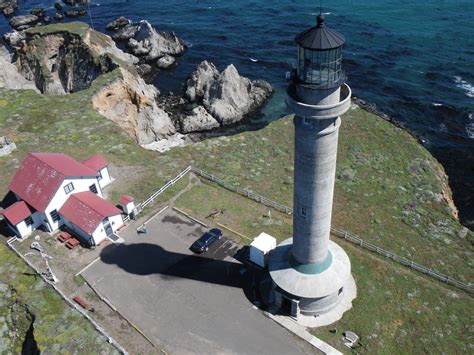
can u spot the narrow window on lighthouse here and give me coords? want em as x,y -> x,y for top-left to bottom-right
300,207 -> 307,218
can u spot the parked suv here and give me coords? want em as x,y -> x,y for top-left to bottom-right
190,228 -> 223,253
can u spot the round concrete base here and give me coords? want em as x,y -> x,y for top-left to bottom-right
294,274 -> 357,328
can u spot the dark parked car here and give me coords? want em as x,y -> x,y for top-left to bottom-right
190,228 -> 223,253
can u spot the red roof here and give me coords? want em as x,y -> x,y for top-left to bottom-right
82,154 -> 108,172
119,195 -> 134,205
9,153 -> 97,212
59,191 -> 122,234
2,201 -> 32,225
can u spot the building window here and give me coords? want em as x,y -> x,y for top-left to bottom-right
25,216 -> 33,226
300,207 -> 307,219
89,184 -> 98,194
303,117 -> 313,128
50,209 -> 60,222
64,182 -> 74,194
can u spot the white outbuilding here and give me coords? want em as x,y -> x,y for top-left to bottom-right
250,232 -> 277,268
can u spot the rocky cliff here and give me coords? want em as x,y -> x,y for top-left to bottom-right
92,68 -> 176,145
15,22 -> 137,95
2,22 -> 273,149
0,40 -> 38,91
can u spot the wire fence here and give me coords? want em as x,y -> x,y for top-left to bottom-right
191,167 -> 293,215
190,167 -> 473,294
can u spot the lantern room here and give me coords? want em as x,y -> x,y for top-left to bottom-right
295,15 -> 346,89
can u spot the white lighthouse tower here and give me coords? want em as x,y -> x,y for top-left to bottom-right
269,15 -> 355,319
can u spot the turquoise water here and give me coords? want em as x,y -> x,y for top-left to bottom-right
1,1 -> 473,224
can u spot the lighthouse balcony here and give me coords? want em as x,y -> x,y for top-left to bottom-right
286,83 -> 352,120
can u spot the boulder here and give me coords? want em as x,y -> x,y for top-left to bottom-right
64,9 -> 86,18
136,63 -> 152,76
0,0 -> 17,16
30,8 -> 44,17
203,64 -> 274,125
112,24 -> 138,41
3,30 -> 25,49
9,15 -> 39,29
127,20 -> 186,61
63,0 -> 88,5
178,106 -> 220,133
54,12 -> 63,21
184,60 -> 219,102
92,67 -> 176,145
156,54 -> 175,69
106,16 -> 130,31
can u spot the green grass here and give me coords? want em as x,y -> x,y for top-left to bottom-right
73,274 -> 86,287
0,244 -> 118,353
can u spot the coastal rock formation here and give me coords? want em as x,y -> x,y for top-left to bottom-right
178,106 -> 220,133
0,0 -> 17,16
15,22 -> 137,95
127,20 -> 186,61
106,16 -> 130,31
107,18 -> 186,66
9,15 -> 39,30
112,24 -> 138,41
3,29 -> 24,48
184,61 -> 274,126
156,54 -> 175,69
92,67 -> 176,145
0,41 -> 38,91
184,60 -> 219,102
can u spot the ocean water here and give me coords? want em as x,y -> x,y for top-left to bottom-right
1,0 -> 473,225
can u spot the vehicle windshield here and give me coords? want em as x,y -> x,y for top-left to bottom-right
200,233 -> 213,243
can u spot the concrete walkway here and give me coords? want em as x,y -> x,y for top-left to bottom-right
265,312 -> 342,355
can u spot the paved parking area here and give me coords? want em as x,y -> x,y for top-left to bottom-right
82,208 -> 314,354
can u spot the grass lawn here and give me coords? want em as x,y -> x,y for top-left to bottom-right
174,180 -> 473,354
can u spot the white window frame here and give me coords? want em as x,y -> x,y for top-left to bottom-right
64,182 -> 75,195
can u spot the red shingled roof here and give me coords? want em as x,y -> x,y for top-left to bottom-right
82,154 -> 108,172
59,191 -> 122,234
119,195 -> 134,205
2,201 -> 32,225
9,153 -> 97,212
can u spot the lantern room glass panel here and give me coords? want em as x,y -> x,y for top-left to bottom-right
297,46 -> 343,88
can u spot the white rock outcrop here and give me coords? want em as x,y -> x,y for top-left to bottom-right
127,20 -> 186,61
178,106 -> 220,133
184,60 -> 219,103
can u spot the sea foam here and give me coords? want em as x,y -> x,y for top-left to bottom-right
454,76 -> 474,98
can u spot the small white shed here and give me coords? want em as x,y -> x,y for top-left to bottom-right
250,232 -> 276,267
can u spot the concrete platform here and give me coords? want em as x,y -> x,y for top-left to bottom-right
293,274 -> 357,328
269,238 -> 351,298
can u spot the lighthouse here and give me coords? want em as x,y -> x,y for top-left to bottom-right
269,15 -> 354,319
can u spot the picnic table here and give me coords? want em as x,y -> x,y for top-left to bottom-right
58,231 -> 72,242
66,237 -> 80,249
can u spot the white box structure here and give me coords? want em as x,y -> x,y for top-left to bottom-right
250,232 -> 277,267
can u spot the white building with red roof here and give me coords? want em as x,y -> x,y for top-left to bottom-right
1,152 -> 124,245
